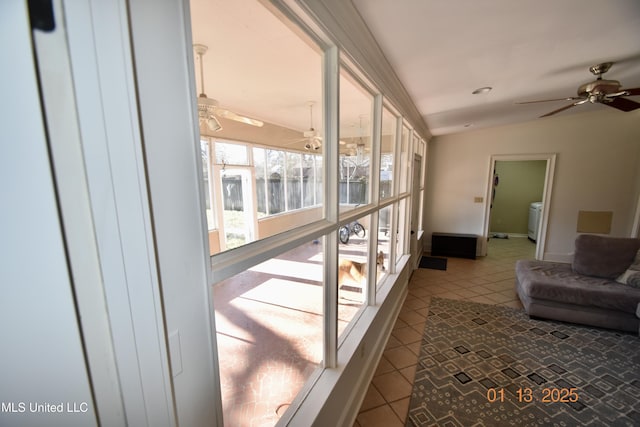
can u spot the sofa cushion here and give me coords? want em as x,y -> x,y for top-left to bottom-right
571,234 -> 640,279
616,249 -> 640,288
516,259 -> 640,314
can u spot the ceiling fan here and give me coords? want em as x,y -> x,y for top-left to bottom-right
517,62 -> 640,118
193,44 -> 264,132
287,101 -> 322,150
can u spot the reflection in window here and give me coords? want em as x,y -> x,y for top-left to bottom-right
338,215 -> 367,338
267,149 -> 285,215
213,240 -> 323,425
201,139 -> 215,230
339,70 -> 373,208
192,0 -> 322,255
220,169 -> 254,250
380,107 -> 396,199
255,147 -> 322,218
254,147 -> 267,218
399,125 -> 411,194
286,152 -> 302,210
397,198 -> 408,262
376,205 -> 392,289
303,153 -> 322,208
215,141 -> 249,165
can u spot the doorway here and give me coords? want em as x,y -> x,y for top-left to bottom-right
482,154 -> 556,260
215,167 -> 257,251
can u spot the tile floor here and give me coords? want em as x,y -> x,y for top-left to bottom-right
353,237 -> 536,426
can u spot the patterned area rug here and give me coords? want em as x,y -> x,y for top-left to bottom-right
406,297 -> 640,426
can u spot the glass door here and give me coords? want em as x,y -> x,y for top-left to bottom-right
216,167 -> 256,250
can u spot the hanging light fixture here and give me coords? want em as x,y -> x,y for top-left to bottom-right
194,44 -> 223,132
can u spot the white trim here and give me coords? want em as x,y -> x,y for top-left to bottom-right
482,153 -> 557,260
631,191 -> 640,238
323,44 -> 340,369
128,0 -> 223,424
2,3 -> 96,426
58,0 -> 181,424
367,94 -> 383,305
34,1 -> 129,424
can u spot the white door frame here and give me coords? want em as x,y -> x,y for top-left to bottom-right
631,192 -> 640,238
213,165 -> 258,250
482,153 -> 556,260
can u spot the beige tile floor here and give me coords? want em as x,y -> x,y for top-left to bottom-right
354,237 -> 536,426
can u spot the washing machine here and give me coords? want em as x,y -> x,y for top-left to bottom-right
528,202 -> 543,241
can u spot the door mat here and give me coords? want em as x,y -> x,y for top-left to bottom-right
419,256 -> 447,271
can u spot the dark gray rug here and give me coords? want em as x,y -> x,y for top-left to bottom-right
419,256 -> 447,271
406,297 -> 640,427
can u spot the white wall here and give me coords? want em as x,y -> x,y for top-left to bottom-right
425,109 -> 640,261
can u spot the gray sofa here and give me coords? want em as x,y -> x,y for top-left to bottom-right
516,234 -> 640,333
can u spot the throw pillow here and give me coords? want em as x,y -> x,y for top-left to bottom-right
616,248 -> 640,288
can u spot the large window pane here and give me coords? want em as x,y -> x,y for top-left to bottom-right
220,168 -> 254,250
339,70 -> 373,209
286,152 -> 302,210
302,154 -> 317,207
399,125 -> 411,194
254,147 -> 267,217
314,155 -> 323,206
201,139 -> 215,230
338,215 -> 369,337
376,205 -> 392,289
380,107 -> 396,199
215,141 -> 249,165
191,0 -> 323,254
213,241 -> 323,425
267,149 -> 285,215
397,198 -> 409,262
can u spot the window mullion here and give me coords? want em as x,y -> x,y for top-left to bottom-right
322,45 -> 339,369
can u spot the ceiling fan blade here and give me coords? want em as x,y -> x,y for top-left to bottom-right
216,108 -> 264,127
623,87 -> 640,96
516,96 -> 584,105
604,97 -> 640,112
540,102 -> 581,118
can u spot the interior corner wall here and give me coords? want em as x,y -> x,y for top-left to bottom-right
424,109 -> 640,260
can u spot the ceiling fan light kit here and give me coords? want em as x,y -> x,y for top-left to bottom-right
518,62 -> 640,118
303,102 -> 322,151
305,140 -> 321,151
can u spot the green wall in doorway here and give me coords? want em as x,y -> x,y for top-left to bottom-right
490,160 -> 546,235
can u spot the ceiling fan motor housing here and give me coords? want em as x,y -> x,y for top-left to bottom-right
578,79 -> 621,102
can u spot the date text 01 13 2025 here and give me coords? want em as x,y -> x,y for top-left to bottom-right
486,387 -> 579,403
